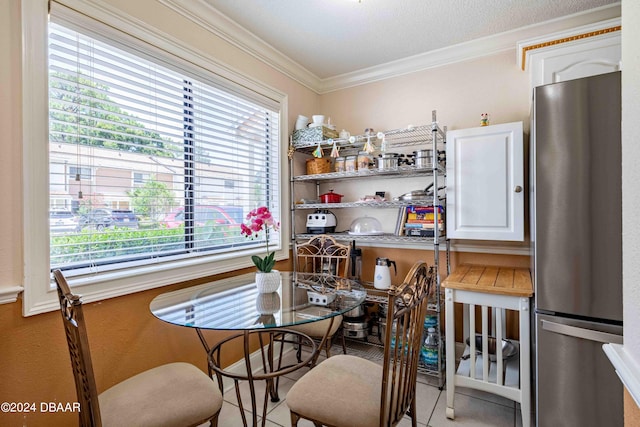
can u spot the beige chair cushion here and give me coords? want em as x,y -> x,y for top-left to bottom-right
287,354 -> 383,427
99,362 -> 223,427
289,314 -> 343,338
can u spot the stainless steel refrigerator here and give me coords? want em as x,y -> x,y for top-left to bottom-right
531,71 -> 623,427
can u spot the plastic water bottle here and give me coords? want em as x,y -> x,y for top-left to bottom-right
389,319 -> 407,352
421,327 -> 439,369
390,319 -> 398,350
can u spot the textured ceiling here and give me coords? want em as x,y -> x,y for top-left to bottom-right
203,0 -> 618,79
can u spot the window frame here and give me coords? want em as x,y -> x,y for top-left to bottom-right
21,0 -> 289,316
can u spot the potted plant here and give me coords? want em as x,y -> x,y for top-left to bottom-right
241,206 -> 281,293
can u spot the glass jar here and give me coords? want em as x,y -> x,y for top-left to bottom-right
334,156 -> 346,172
345,155 -> 357,172
357,151 -> 372,170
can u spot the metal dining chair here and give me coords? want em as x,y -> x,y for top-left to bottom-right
291,234 -> 352,360
53,269 -> 223,427
287,261 -> 434,427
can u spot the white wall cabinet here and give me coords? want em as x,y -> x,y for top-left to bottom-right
446,122 -> 524,241
518,18 -> 621,88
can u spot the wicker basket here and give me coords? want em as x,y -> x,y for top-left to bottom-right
306,157 -> 332,175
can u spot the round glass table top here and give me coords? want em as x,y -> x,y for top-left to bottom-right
149,271 -> 366,330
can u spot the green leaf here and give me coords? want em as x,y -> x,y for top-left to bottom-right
262,252 -> 276,272
251,255 -> 264,271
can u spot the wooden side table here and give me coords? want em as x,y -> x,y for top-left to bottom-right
443,264 -> 533,427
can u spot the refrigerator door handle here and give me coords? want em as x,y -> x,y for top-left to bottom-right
541,319 -> 623,344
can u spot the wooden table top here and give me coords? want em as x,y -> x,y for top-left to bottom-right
442,264 -> 533,297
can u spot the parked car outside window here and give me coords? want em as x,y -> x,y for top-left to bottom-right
163,206 -> 243,229
77,209 -> 139,231
49,210 -> 78,233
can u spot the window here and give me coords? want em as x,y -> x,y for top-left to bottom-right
49,15 -> 281,272
68,166 -> 92,181
22,1 -> 287,315
132,172 -> 150,187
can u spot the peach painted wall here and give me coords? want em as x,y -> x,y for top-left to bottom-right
319,51 -> 531,137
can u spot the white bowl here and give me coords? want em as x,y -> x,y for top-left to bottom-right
312,115 -> 325,125
295,115 -> 309,130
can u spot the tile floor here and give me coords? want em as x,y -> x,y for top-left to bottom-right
214,346 -> 529,426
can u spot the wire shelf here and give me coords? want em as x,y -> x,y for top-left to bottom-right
293,233 -> 447,245
291,122 -> 446,155
292,164 -> 446,182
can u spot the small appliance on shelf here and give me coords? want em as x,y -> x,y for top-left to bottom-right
306,209 -> 337,234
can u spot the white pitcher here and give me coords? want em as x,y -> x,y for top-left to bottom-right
374,257 -> 397,290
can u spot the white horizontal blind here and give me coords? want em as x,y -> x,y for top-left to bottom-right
48,20 -> 280,274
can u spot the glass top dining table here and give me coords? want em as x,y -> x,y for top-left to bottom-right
149,271 -> 367,427
149,271 -> 367,331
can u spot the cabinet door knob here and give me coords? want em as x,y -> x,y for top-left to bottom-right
514,185 -> 523,193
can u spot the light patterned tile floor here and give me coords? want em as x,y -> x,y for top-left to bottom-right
216,346 -> 526,426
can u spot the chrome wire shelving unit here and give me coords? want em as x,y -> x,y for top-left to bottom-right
289,110 -> 449,388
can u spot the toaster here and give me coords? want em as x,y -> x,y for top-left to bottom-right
306,210 -> 337,234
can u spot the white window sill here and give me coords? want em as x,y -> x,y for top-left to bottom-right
0,286 -> 24,305
603,343 -> 640,408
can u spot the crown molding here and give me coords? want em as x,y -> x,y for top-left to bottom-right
158,0 -> 322,92
319,34 -> 516,93
321,3 -> 620,93
132,1 -> 618,94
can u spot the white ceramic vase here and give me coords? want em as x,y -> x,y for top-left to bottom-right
255,270 -> 281,294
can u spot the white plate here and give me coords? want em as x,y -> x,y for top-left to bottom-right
347,231 -> 385,236
309,123 -> 324,128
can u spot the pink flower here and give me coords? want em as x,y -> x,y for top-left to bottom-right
242,206 -> 280,272
240,223 -> 252,237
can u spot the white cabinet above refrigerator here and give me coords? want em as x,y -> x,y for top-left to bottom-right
446,122 -> 524,241
517,18 -> 621,88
